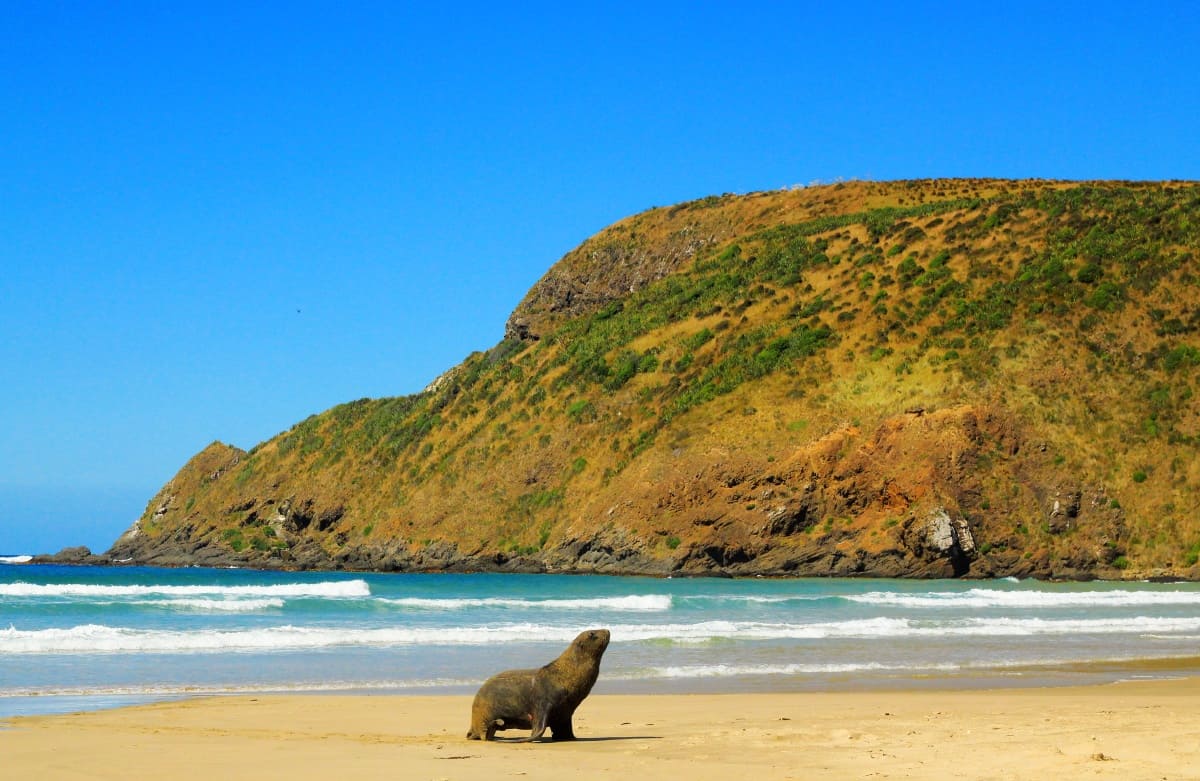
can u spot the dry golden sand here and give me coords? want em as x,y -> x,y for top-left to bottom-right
3,679 -> 1198,780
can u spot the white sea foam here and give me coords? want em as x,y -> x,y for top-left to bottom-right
636,661 -> 961,678
379,594 -> 672,611
1144,634 -> 1200,641
905,616 -> 1200,637
683,594 -> 825,605
7,614 -> 1200,654
0,678 -> 481,698
0,622 -> 587,654
0,579 -> 370,599
140,598 -> 285,612
613,616 -> 1200,642
0,555 -> 33,564
847,588 -> 1200,609
622,651 -> 1200,681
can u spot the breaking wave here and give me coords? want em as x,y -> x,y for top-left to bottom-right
140,598 -> 286,612
0,580 -> 370,599
379,594 -> 672,611
847,588 -> 1200,609
7,615 -> 1200,654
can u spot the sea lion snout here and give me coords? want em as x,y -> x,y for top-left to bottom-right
574,628 -> 610,656
583,628 -> 610,649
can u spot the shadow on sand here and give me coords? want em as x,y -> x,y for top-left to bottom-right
490,735 -> 662,743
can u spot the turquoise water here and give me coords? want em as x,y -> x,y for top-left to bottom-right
3,562 -> 1200,717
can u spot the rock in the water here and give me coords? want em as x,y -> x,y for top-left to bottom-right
31,545 -> 102,565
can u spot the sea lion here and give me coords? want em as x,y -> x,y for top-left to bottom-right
466,628 -> 610,741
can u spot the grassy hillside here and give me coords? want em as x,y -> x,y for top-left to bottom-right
109,179 -> 1200,579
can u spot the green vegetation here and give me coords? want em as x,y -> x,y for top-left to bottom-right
566,399 -> 596,422
222,528 -> 246,552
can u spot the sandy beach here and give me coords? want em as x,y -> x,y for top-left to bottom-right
3,679 -> 1198,780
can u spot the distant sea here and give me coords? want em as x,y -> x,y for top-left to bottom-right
3,562 -> 1200,718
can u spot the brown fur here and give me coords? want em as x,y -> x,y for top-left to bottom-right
466,628 -> 610,741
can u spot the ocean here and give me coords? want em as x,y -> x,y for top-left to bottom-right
3,561 -> 1199,718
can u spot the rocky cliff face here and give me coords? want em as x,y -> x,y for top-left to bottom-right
106,180 -> 1200,580
105,405 -> 1130,579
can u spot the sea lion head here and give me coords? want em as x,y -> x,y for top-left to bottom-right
573,628 -> 610,657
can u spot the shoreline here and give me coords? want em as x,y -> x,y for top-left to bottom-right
14,557 -> 1200,583
6,654 -> 1200,720
4,678 -> 1198,780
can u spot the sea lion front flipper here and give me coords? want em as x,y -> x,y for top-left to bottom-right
521,710 -> 549,742
548,714 -> 575,741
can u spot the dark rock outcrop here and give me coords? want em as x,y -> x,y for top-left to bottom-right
32,546 -> 105,565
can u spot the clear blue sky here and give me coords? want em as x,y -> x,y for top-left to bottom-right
2,2 -> 1197,554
